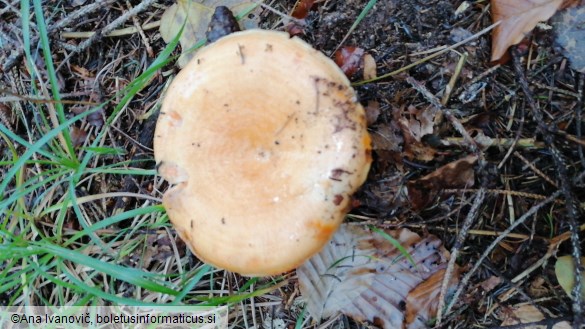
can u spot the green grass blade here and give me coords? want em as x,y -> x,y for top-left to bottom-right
0,107 -> 101,203
369,226 -> 416,267
55,263 -> 163,306
35,242 -> 179,295
62,205 -> 165,245
170,265 -> 212,304
32,0 -> 76,157
332,0 -> 378,54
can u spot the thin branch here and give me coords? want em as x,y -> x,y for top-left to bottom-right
510,48 -> 583,328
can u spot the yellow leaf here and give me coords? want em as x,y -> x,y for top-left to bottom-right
555,255 -> 585,300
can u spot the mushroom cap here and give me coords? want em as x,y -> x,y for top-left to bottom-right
154,30 -> 372,276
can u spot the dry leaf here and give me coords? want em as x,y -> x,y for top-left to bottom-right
552,6 -> 585,72
70,126 -> 88,147
480,275 -> 503,293
499,304 -> 572,328
469,128 -> 494,150
395,105 -> 437,161
71,99 -> 104,128
291,0 -> 316,19
334,46 -> 365,78
407,155 -> 477,210
159,0 -> 260,67
363,53 -> 377,80
405,268 -> 461,328
399,105 -> 435,142
297,225 -> 459,329
555,255 -> 585,300
371,124 -> 402,156
491,0 -> 564,61
364,100 -> 380,125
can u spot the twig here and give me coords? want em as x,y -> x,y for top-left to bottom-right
69,0 -> 157,57
406,76 -> 479,154
497,99 -> 525,169
436,187 -> 486,325
441,51 -> 467,105
0,0 -> 19,16
511,48 -> 583,328
0,87 -> 99,105
353,21 -> 501,86
442,188 -> 562,203
444,137 -> 543,149
1,0 -> 115,73
60,21 -> 161,39
577,73 -> 585,168
126,0 -> 154,58
443,189 -> 564,317
513,151 -> 558,188
485,316 -> 573,329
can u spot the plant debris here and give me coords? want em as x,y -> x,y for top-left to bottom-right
298,225 -> 460,328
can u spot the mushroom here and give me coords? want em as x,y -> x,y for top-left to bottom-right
154,30 -> 372,276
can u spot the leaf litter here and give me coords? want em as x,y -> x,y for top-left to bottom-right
5,0 -> 584,327
490,0 -> 581,61
298,224 -> 461,329
159,0 -> 260,67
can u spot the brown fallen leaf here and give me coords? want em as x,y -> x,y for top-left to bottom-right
407,155 -> 477,210
363,53 -> 377,80
70,126 -> 88,147
291,0 -> 316,19
405,268 -> 461,328
499,304 -> 572,328
334,46 -> 365,78
491,0 -> 564,61
395,105 -> 438,162
364,100 -> 380,126
480,275 -> 503,293
298,225 -> 460,329
370,124 -> 402,153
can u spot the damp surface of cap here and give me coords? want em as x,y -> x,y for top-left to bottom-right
154,30 -> 372,276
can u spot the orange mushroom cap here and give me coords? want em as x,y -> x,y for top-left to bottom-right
154,30 -> 372,276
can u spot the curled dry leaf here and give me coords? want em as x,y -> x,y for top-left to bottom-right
370,124 -> 402,154
405,268 -> 461,328
407,155 -> 477,210
159,0 -> 260,67
468,128 -> 494,150
395,105 -> 437,161
490,0 -> 564,61
297,224 -> 460,329
499,304 -> 572,328
363,53 -> 377,80
291,0 -> 316,19
364,100 -> 381,125
479,275 -> 503,293
70,126 -> 88,147
334,46 -> 366,78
